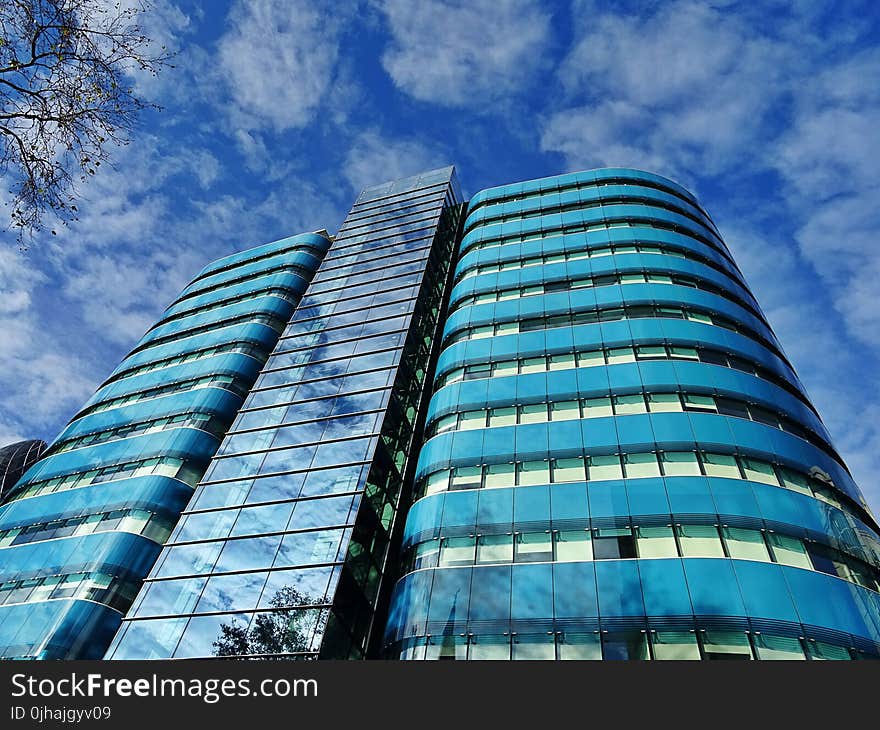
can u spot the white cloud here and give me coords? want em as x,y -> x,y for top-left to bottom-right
344,130 -> 450,193
379,0 -> 552,106
217,0 -> 343,132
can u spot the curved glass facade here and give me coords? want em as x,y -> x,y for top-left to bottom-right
0,440 -> 46,503
0,232 -> 329,659
383,168 -> 880,660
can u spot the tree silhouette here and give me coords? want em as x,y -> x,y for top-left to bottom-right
0,1 -> 171,241
212,586 -> 328,657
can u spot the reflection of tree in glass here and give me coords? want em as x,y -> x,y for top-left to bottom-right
212,586 -> 326,657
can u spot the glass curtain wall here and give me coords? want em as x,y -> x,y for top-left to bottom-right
107,168 -> 463,660
383,168 -> 880,661
0,232 -> 329,659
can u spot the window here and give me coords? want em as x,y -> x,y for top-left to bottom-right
777,466 -> 813,495
661,452 -> 702,476
701,630 -> 752,660
577,350 -> 605,368
518,461 -> 550,486
552,458 -> 585,483
753,635 -> 805,660
554,530 -> 592,561
558,633 -> 601,660
636,345 -> 666,360
701,452 -> 741,479
550,401 -> 580,421
602,631 -> 649,660
477,534 -> 513,564
469,635 -> 510,660
683,393 -> 717,412
451,466 -> 482,490
767,534 -> 812,569
715,397 -> 750,419
670,346 -> 699,360
636,526 -> 678,558
548,354 -> 576,371
582,397 -> 613,418
515,532 -> 553,562
647,393 -> 682,412
519,403 -> 548,424
489,407 -> 517,427
723,527 -> 771,561
458,411 -> 486,430
513,634 -> 555,660
652,631 -> 700,660
614,394 -> 648,415
520,358 -> 546,374
592,527 -> 636,559
484,463 -> 516,489
439,536 -> 476,567
606,347 -> 636,365
588,455 -> 624,481
677,524 -> 725,557
624,453 -> 661,478
493,360 -> 518,377
434,414 -> 457,434
413,541 -> 440,570
740,457 -> 779,486
805,640 -> 852,661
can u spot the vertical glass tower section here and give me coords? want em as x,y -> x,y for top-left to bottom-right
107,167 -> 463,660
0,233 -> 329,659
384,168 -> 880,660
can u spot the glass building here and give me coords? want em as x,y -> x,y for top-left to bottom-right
0,440 -> 47,503
382,168 -> 880,660
4,166 -> 880,662
0,232 -> 329,659
106,167 -> 464,659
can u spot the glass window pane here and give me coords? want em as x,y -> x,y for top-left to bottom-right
485,463 -> 515,489
553,457 -> 585,483
768,534 -> 812,569
582,397 -> 613,418
754,635 -> 806,660
602,631 -> 649,660
518,461 -> 550,486
459,411 -> 487,430
624,453 -> 661,478
439,536 -> 476,566
577,350 -> 605,367
515,532 -> 553,562
519,404 -> 548,424
614,394 -> 647,415
678,525 -> 725,557
558,633 -> 601,660
723,527 -> 770,561
701,452 -> 741,479
492,361 -> 518,377
548,354 -> 576,371
451,466 -> 482,490
778,467 -> 813,495
805,640 -> 851,660
701,630 -> 752,660
652,631 -> 701,660
592,528 -> 636,559
740,457 -> 779,486
477,534 -> 513,564
661,452 -> 702,476
513,634 -> 555,660
555,530 -> 592,561
606,347 -> 636,365
588,454 -> 623,481
636,526 -> 678,558
425,470 -> 449,495
469,635 -> 510,660
683,394 -> 717,412
550,401 -> 580,421
520,358 -> 546,374
648,393 -> 683,412
489,407 -> 517,427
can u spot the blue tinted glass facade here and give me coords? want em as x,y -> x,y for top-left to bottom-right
0,232 -> 329,659
383,168 -> 880,660
106,167 -> 464,659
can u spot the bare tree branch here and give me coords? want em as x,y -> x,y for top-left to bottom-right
0,0 -> 172,245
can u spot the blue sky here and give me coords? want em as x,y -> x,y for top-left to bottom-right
1,0 -> 878,507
